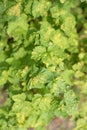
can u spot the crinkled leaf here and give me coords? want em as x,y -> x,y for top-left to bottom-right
32,0 -> 51,18
7,14 -> 28,39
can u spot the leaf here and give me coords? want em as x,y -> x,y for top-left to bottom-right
61,14 -> 76,36
7,14 -> 28,39
27,68 -> 54,90
31,46 -> 46,61
50,4 -> 61,18
61,69 -> 74,85
12,93 -> 26,102
24,0 -> 33,15
50,30 -> 69,50
32,0 -> 51,18
39,21 -> 55,46
13,47 -> 27,59
50,78 -> 69,96
64,90 -> 78,115
7,2 -> 20,16
7,68 -> 21,85
0,70 -> 8,86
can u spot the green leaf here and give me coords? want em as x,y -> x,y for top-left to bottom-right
50,78 -> 69,96
39,21 -> 55,46
64,90 -> 78,115
61,14 -> 76,36
24,0 -> 33,15
12,93 -> 26,102
31,46 -> 46,61
32,0 -> 51,18
13,47 -> 27,59
61,69 -> 74,85
27,68 -> 54,90
0,70 -> 8,86
7,14 -> 28,39
50,4 -> 61,18
50,30 -> 69,50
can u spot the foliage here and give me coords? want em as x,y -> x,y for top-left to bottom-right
0,0 -> 87,130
